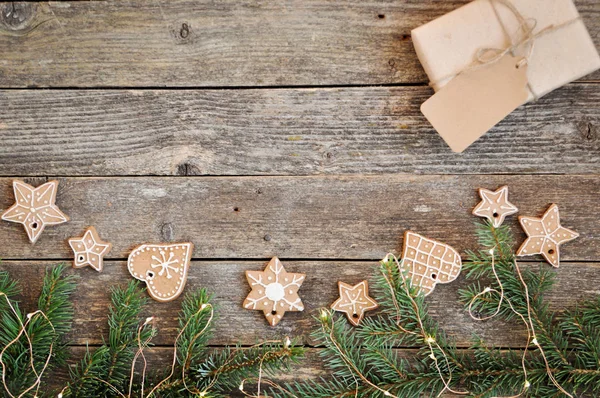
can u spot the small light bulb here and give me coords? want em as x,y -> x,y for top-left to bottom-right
27,313 -> 33,319
488,248 -> 495,255
284,336 -> 291,348
199,392 -> 206,397
58,394 -> 63,398
320,309 -> 329,321
524,380 -> 531,389
239,381 -> 244,391
483,287 -> 492,293
384,391 -> 392,397
144,316 -> 154,325
532,338 -> 539,346
426,336 -> 435,344
429,353 -> 436,360
201,303 -> 208,310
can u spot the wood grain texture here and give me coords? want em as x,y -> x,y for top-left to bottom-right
0,0 -> 598,87
0,175 -> 596,260
0,85 -> 599,176
2,260 -> 598,348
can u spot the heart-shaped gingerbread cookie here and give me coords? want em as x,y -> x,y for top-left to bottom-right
127,243 -> 193,302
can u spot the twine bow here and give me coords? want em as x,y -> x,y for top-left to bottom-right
430,0 -> 582,100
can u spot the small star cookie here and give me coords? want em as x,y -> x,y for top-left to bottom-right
517,204 -> 579,268
243,257 -> 305,326
68,227 -> 112,272
1,180 -> 69,243
473,185 -> 518,228
331,280 -> 378,326
128,243 -> 193,302
400,231 -> 462,296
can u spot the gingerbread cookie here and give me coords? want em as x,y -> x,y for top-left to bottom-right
128,243 -> 193,302
400,231 -> 462,296
68,227 -> 112,272
517,204 -> 578,268
1,180 -> 69,243
243,257 -> 305,326
473,185 -> 518,228
331,280 -> 378,326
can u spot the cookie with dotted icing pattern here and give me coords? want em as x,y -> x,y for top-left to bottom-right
517,204 -> 578,268
1,180 -> 69,244
68,226 -> 112,272
128,243 -> 193,302
243,257 -> 305,327
400,231 -> 462,296
331,280 -> 378,326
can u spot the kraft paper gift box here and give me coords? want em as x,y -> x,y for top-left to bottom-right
411,0 -> 600,152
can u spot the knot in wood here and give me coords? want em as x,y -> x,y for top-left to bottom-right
1,2 -> 35,31
172,21 -> 193,44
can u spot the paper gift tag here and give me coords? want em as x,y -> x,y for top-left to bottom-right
421,54 -> 530,153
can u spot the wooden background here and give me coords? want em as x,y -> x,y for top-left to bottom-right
0,0 -> 599,394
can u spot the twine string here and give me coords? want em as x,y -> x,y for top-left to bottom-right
0,293 -> 56,398
466,248 -> 573,398
384,254 -> 468,396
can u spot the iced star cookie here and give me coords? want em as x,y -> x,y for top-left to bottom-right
243,257 -> 305,326
400,231 -> 462,296
331,280 -> 378,326
128,243 -> 193,302
473,185 -> 518,228
1,180 -> 69,243
517,204 -> 579,268
68,227 -> 112,272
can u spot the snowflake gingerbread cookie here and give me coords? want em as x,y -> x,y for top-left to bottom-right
68,226 -> 112,272
399,231 -> 462,296
472,185 -> 518,228
1,180 -> 69,243
331,280 -> 378,326
243,257 -> 305,326
128,243 -> 193,302
517,204 -> 579,268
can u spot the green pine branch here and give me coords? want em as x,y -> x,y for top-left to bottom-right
278,221 -> 600,398
0,264 -> 76,398
63,282 -> 304,397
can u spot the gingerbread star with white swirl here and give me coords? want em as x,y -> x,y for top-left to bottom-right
243,257 -> 305,326
517,204 -> 579,268
68,226 -> 112,272
331,280 -> 378,326
473,185 -> 518,228
1,180 -> 69,243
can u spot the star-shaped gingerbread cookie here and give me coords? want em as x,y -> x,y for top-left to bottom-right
473,186 -> 518,228
243,257 -> 305,326
68,227 -> 112,272
517,204 -> 579,268
331,280 -> 378,326
1,180 -> 69,243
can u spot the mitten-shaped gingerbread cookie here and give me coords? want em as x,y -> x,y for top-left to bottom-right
128,243 -> 193,302
400,231 -> 462,296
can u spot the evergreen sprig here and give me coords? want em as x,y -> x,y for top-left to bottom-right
63,281 -> 304,397
277,221 -> 600,397
0,264 -> 76,397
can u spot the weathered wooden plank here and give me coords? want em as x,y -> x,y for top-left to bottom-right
0,1 -> 598,87
0,85 -> 599,176
0,175 -> 597,260
2,260 -> 598,348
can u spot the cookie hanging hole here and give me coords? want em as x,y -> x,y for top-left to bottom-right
352,313 -> 359,319
431,273 -> 437,280
271,310 -> 277,315
548,249 -> 555,255
493,212 -> 499,218
146,270 -> 155,280
31,222 -> 38,230
78,255 -> 85,262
